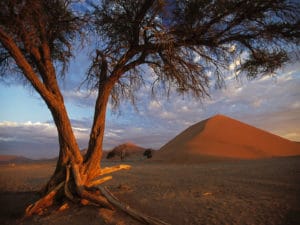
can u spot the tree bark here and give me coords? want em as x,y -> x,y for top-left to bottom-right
84,81 -> 113,180
43,100 -> 84,193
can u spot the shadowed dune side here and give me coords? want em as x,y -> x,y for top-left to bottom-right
155,114 -> 300,163
0,191 -> 38,224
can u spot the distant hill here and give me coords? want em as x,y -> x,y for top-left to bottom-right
104,142 -> 148,161
0,154 -> 33,165
154,114 -> 300,163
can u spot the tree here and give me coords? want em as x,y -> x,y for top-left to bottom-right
0,0 -> 299,220
144,149 -> 153,159
106,150 -> 116,159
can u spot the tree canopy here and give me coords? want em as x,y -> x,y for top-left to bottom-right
86,0 -> 299,107
1,0 -> 299,105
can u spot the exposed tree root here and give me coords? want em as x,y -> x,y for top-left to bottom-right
64,165 -> 76,202
25,181 -> 65,217
24,164 -> 131,217
99,186 -> 170,225
87,176 -> 112,188
97,164 -> 131,176
80,188 -> 114,210
24,163 -> 169,225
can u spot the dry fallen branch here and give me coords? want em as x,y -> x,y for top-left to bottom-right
80,189 -> 114,210
99,186 -> 170,225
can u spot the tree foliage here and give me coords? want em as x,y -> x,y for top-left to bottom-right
0,0 -> 83,79
106,150 -> 116,159
144,149 -> 153,159
86,0 -> 299,108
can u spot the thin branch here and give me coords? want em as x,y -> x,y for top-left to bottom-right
95,49 -> 108,81
0,27 -> 57,104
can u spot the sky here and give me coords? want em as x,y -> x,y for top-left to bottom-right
0,49 -> 300,159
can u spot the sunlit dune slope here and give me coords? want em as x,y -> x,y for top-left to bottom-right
155,114 -> 300,162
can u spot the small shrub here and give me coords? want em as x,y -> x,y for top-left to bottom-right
143,149 -> 152,159
106,151 -> 115,159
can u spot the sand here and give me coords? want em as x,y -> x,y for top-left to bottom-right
155,115 -> 300,162
1,157 -> 300,225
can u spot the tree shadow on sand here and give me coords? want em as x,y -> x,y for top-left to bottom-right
0,191 -> 138,225
0,191 -> 39,224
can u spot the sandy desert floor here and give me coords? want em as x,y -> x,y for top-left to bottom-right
0,157 -> 300,225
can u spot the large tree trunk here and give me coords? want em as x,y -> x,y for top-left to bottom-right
25,77 -> 135,217
25,88 -> 126,215
83,82 -> 112,179
42,99 -> 84,194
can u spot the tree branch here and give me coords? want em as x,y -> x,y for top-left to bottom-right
96,49 -> 108,82
122,51 -> 148,73
131,0 -> 155,46
0,27 -> 57,104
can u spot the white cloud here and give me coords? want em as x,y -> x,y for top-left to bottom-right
148,100 -> 161,110
105,131 -> 120,138
180,106 -> 189,112
259,75 -> 272,82
0,121 -> 20,127
73,127 -> 88,132
193,53 -> 201,63
229,58 -> 241,71
291,102 -> 300,109
0,120 -> 91,158
0,137 -> 16,142
229,44 -> 236,53
159,111 -> 175,119
0,121 -> 56,137
252,99 -> 263,108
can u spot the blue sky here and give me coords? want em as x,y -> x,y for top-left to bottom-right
0,49 -> 300,159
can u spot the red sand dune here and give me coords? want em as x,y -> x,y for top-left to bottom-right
155,114 -> 300,162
